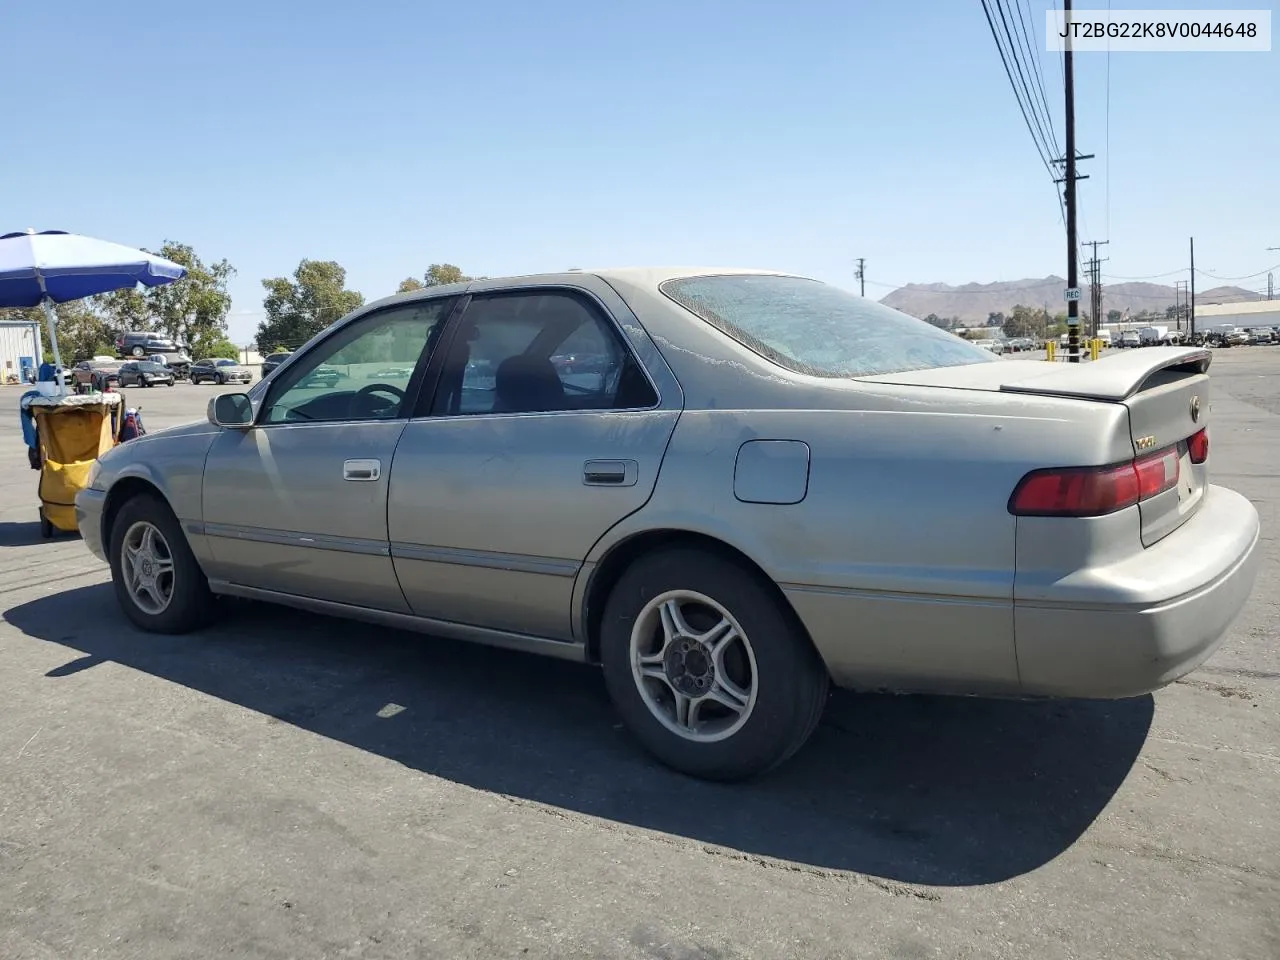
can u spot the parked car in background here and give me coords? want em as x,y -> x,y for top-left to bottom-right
71,359 -> 122,391
146,353 -> 190,382
191,358 -> 253,385
300,363 -> 341,388
974,338 -> 1005,355
260,352 -> 292,378
116,330 -> 191,363
1245,327 -> 1273,345
1204,327 -> 1249,348
77,268 -> 1261,782
118,360 -> 175,387
1117,331 -> 1141,348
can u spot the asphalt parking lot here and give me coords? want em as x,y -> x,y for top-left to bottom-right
0,353 -> 1276,960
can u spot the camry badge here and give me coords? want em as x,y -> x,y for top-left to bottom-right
1190,395 -> 1201,423
1135,435 -> 1157,450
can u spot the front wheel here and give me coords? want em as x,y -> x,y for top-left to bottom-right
600,548 -> 829,781
108,493 -> 217,634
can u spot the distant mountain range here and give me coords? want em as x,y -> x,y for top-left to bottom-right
879,276 -> 1263,324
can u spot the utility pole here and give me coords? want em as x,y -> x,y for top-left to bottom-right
1268,272 -> 1274,301
1055,0 -> 1092,363
854,258 -> 865,297
1189,237 -> 1196,338
1084,240 -> 1109,338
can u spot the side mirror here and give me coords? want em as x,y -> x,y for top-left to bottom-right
209,392 -> 254,428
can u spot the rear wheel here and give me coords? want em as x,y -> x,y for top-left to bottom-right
108,493 -> 217,634
130,345 -> 145,358
600,548 -> 829,781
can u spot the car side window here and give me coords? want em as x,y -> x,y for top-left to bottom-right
427,291 -> 658,416
259,298 -> 454,425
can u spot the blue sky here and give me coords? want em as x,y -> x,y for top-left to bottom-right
4,0 -> 1276,343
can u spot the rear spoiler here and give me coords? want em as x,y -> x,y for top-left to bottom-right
1000,346 -> 1211,402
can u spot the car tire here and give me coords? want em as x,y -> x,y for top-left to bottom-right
108,493 -> 217,634
599,547 -> 829,781
131,346 -> 145,358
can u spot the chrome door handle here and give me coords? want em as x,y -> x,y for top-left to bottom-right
343,458 -> 381,481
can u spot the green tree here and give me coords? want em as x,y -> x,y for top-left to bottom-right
1107,309 -> 1123,323
97,287 -> 152,332
1003,304 -> 1047,339
143,242 -> 235,349
397,263 -> 487,295
423,263 -> 471,286
922,313 -> 948,328
987,311 -> 1005,327
204,337 -> 241,360
257,260 -> 364,351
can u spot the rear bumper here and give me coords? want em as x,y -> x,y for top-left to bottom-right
75,487 -> 109,563
1015,484 -> 1261,698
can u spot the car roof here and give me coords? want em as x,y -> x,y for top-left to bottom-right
358,266 -> 802,311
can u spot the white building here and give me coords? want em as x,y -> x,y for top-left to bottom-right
1193,300 -> 1280,330
0,319 -> 41,384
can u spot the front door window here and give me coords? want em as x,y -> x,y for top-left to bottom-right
260,298 -> 454,424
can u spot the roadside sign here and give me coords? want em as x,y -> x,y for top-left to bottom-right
1066,315 -> 1080,326
1064,287 -> 1081,302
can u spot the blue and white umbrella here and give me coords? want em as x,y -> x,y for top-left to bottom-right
0,229 -> 187,392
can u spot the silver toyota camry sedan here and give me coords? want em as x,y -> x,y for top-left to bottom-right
76,268 -> 1261,781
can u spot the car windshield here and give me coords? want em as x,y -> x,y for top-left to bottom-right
216,359 -> 239,366
660,274 -> 999,378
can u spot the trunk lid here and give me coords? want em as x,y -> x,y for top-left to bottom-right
860,347 -> 1212,545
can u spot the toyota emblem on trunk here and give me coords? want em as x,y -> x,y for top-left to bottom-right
1190,395 -> 1201,423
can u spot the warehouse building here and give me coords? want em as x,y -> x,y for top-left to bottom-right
1193,299 -> 1280,330
0,319 -> 41,384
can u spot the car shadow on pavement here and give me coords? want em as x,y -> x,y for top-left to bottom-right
5,584 -> 1152,888
0,521 -> 79,546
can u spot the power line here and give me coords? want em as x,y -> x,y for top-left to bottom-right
995,0 -> 1059,160
1195,263 -> 1280,281
1013,0 -> 1060,153
1104,0 -> 1112,243
1102,268 -> 1189,280
980,0 -> 1061,211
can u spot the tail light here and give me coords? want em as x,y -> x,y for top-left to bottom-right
1187,428 -> 1208,464
1009,445 -> 1181,517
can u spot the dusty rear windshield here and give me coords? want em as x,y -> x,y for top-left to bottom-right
660,274 -> 998,378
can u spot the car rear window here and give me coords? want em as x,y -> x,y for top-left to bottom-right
660,274 -> 998,378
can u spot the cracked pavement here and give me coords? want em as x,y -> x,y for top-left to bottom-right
0,350 -> 1277,959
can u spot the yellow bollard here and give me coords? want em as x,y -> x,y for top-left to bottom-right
1090,338 -> 1101,361
1046,340 -> 1056,362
